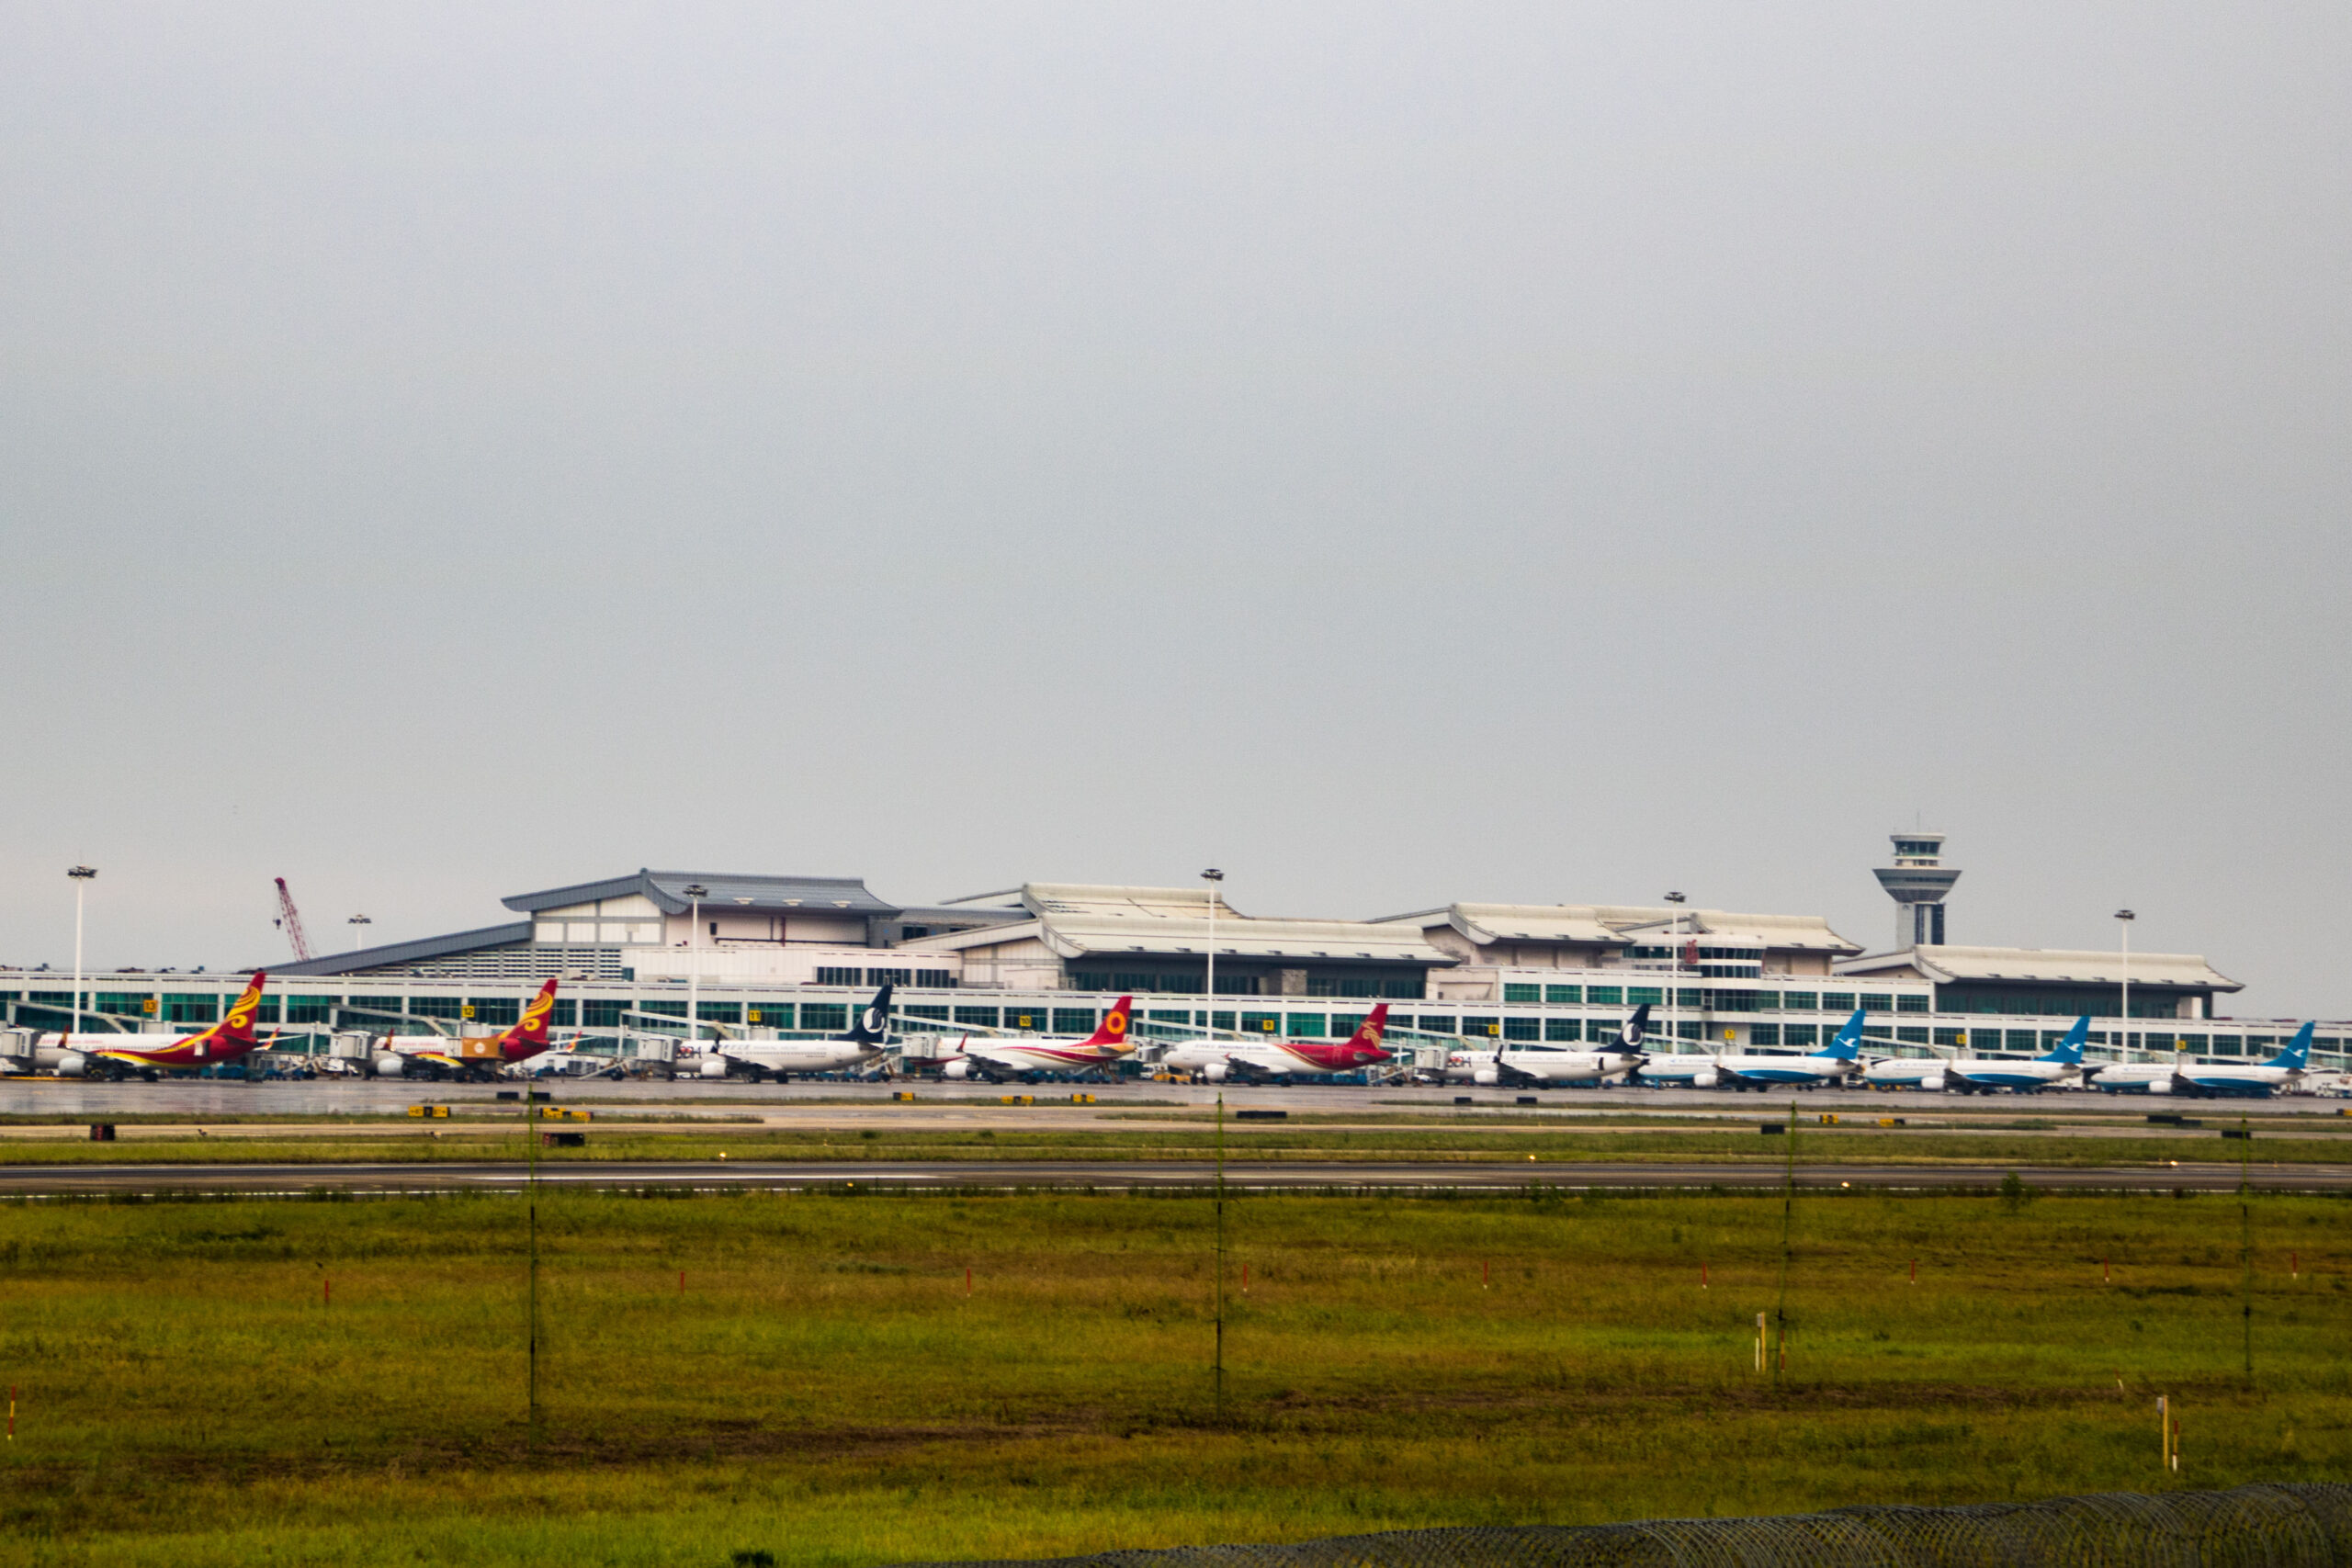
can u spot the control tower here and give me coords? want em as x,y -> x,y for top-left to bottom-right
1874,833 -> 1960,951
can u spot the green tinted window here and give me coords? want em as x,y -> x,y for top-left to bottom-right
801,1004 -> 848,1032
1502,984 -> 1540,1003
1503,1018 -> 1541,1041
695,1002 -> 741,1023
1584,1019 -> 1621,1043
1750,1024 -> 1780,1047
953,1007 -> 1000,1028
746,1004 -> 796,1028
1782,992 -> 1818,1011
1462,1016 -> 1499,1038
1544,985 -> 1581,1004
1286,1013 -> 1328,1036
1820,993 -> 1855,1012
1240,1011 -> 1281,1034
1628,987 -> 1663,1006
1587,987 -> 1623,1006
1544,1019 -> 1579,1042
1896,993 -> 1928,1013
1417,1016 -> 1455,1034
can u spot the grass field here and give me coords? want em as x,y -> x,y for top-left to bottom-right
2,1181 -> 2347,1566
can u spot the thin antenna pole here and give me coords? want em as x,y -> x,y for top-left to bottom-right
2240,1113 -> 2254,1386
1773,1098 -> 1798,1384
1215,1089 -> 1226,1419
527,1073 -> 539,1448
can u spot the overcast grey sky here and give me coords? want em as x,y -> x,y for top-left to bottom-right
3,4 -> 2346,1014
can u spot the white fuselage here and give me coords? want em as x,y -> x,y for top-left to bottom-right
1160,1042 -> 1384,1081
1443,1048 -> 1639,1087
713,1040 -> 881,1078
1864,1057 -> 2079,1092
1710,1052 -> 1856,1089
2090,1062 -> 2302,1098
940,1039 -> 1125,1080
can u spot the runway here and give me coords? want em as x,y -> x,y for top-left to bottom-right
1,1157 -> 2341,1196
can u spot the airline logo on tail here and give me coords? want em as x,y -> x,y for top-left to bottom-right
1349,1004 -> 1390,1052
845,982 -> 895,1045
219,971 -> 267,1043
494,979 -> 560,1059
1821,1008 -> 1868,1060
1080,998 -> 1135,1053
2271,1021 -> 2314,1072
2041,1016 -> 2090,1065
1612,1003 -> 1653,1054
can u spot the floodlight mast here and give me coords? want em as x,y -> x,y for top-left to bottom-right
1201,870 -> 1224,1039
684,884 -> 709,1053
67,867 -> 96,1041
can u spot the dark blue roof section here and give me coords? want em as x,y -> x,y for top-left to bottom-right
271,922 -> 534,977
501,869 -> 895,917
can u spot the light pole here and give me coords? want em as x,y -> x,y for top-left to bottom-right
348,915 -> 371,953
1664,891 -> 1686,1054
684,884 -> 708,1049
67,866 -> 96,1041
1202,869 -> 1224,1040
2115,908 -> 2136,1060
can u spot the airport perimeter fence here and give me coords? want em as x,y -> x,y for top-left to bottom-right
908,1485 -> 2352,1568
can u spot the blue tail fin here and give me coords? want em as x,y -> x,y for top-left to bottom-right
2041,1016 -> 2089,1065
2267,1022 -> 2313,1071
843,982 -> 894,1044
1819,1008 -> 1866,1061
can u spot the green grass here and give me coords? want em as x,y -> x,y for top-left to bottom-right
2,1117 -> 2348,1168
2,1187 -> 2348,1566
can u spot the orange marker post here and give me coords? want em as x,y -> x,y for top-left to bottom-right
1242,1263 -> 1250,1292
965,1267 -> 972,1297
2104,1257 -> 2111,1285
1701,1262 -> 1709,1289
678,1270 -> 684,1293
1909,1258 -> 1917,1285
323,1278 -> 331,1309
7,1384 -> 15,1441
1482,1260 -> 1489,1290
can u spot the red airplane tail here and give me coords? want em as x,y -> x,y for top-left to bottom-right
218,972 -> 268,1043
1079,997 -> 1135,1051
501,979 -> 560,1057
1346,1003 -> 1393,1060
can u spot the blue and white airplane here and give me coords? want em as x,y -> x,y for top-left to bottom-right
2087,1022 -> 2313,1099
1644,1009 -> 1866,1090
1863,1016 -> 2088,1095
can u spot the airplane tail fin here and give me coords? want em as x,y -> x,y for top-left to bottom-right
2268,1021 -> 2314,1071
2041,1015 -> 2090,1065
1820,1008 -> 1867,1061
219,972 -> 268,1043
845,982 -> 895,1045
1617,1003 -> 1653,1053
1344,1003 -> 1392,1054
513,978 -> 560,1047
1079,997 -> 1134,1052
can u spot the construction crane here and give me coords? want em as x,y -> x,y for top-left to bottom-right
273,877 -> 314,963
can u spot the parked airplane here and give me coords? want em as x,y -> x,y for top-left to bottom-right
1448,1004 -> 1650,1089
1863,1017 -> 2088,1094
937,997 -> 1136,1082
368,978 -> 560,1080
703,982 -> 896,1081
2086,1022 -> 2313,1099
23,971 -> 271,1080
1162,1004 -> 1394,1084
1651,1008 -> 1867,1090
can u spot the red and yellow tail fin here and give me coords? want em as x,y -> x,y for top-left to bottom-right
1346,1003 -> 1391,1050
1080,996 -> 1135,1052
508,978 -> 560,1049
219,972 -> 268,1043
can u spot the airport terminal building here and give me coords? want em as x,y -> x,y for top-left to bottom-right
3,840 -> 2337,1074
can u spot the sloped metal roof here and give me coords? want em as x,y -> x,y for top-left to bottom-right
271,922 -> 534,977
899,913 -> 1453,966
1376,903 -> 1859,953
502,870 -> 894,917
1840,944 -> 2242,991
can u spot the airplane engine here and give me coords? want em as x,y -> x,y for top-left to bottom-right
2143,1077 -> 2172,1096
56,1051 -> 88,1078
1472,1067 -> 1499,1087
941,1060 -> 971,1079
698,1055 -> 730,1079
1690,1069 -> 1717,1089
371,1053 -> 406,1077
1199,1062 -> 1228,1083
1920,1072 -> 1946,1092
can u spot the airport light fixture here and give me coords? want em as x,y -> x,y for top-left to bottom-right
1664,891 -> 1686,1051
1201,869 -> 1224,1037
67,866 -> 96,1040
684,884 -> 709,1044
348,915 -> 371,953
2115,908 -> 2136,1058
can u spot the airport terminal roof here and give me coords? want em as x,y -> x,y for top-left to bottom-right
1838,944 -> 2243,991
270,921 -> 535,978
1376,903 -> 1860,953
902,885 -> 1454,966
502,870 -> 896,916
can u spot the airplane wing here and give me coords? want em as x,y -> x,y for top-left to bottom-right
405,1050 -> 470,1072
88,1049 -> 164,1069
